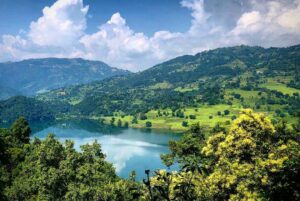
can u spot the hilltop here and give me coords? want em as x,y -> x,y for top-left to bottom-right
0,58 -> 130,99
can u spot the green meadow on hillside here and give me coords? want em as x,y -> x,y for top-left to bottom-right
1,45 -> 300,131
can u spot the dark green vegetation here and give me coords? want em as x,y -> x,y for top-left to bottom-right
1,110 -> 299,200
1,45 -> 300,129
0,58 -> 130,99
0,96 -> 67,124
0,117 -> 143,200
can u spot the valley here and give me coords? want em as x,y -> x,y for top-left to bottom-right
1,0 -> 300,199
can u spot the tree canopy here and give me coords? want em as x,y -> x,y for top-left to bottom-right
0,110 -> 299,200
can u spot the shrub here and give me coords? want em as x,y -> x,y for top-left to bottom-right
145,121 -> 152,128
182,121 -> 188,127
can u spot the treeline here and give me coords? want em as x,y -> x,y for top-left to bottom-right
0,110 -> 299,200
0,96 -> 69,124
0,118 -> 143,200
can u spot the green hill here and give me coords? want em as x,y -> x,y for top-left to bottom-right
3,45 -> 300,130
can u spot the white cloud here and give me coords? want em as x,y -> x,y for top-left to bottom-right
0,0 -> 300,71
29,0 -> 88,47
229,0 -> 300,46
79,13 -> 152,70
182,0 -> 208,26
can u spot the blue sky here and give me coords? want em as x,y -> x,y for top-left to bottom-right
0,0 -> 191,36
0,0 -> 300,71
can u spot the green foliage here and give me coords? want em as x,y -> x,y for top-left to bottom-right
182,121 -> 188,127
10,117 -> 31,144
0,118 -> 145,201
153,110 -> 300,200
145,121 -> 152,128
0,96 -> 57,124
161,123 -> 207,171
189,114 -> 196,119
224,109 -> 230,115
139,113 -> 148,120
117,119 -> 122,127
1,111 -> 299,200
2,45 -> 300,130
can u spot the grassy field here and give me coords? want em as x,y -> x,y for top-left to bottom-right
260,79 -> 300,95
99,105 -> 243,132
56,76 -> 299,132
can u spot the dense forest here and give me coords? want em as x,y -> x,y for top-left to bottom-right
0,110 -> 299,200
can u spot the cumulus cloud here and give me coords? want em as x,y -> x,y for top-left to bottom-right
0,0 -> 88,62
229,0 -> 300,46
29,0 -> 88,47
0,0 -> 300,71
79,13 -> 152,70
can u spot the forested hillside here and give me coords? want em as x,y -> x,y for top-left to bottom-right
35,45 -> 300,130
0,58 -> 130,99
0,96 -> 53,124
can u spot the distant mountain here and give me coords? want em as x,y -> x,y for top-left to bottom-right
0,84 -> 20,100
0,58 -> 130,99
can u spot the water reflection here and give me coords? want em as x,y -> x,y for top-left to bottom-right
32,119 -> 181,180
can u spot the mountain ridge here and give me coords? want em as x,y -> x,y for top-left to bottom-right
1,45 -> 300,128
0,58 -> 130,99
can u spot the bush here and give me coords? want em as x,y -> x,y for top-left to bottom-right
189,115 -> 196,119
224,110 -> 230,115
139,113 -> 148,120
182,121 -> 188,127
124,121 -> 129,128
117,119 -> 122,127
131,117 -> 138,124
145,121 -> 152,128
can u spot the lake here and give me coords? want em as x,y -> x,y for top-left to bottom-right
32,119 -> 182,180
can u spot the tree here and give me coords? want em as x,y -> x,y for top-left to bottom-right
182,121 -> 188,127
4,134 -> 121,200
117,119 -> 122,127
145,121 -> 152,128
200,109 -> 300,200
0,118 -> 147,201
110,117 -> 115,126
139,113 -> 148,120
157,110 -> 300,200
124,122 -> 129,128
176,110 -> 185,118
161,123 -> 207,171
224,109 -> 230,115
189,115 -> 196,119
10,117 -> 31,144
131,116 -> 138,124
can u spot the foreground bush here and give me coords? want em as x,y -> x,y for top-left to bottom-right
157,109 -> 300,200
1,110 -> 299,200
